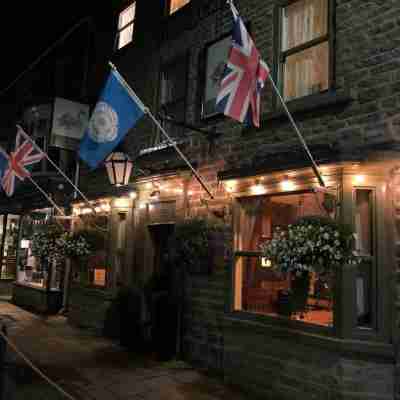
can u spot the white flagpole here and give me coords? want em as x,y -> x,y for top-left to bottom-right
16,125 -> 97,213
108,62 -> 215,199
226,0 -> 326,188
267,75 -> 326,187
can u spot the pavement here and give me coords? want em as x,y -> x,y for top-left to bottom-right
0,301 -> 246,400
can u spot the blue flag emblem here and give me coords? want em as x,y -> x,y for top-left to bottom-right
79,70 -> 145,169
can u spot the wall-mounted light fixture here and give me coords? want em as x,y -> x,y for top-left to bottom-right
105,152 -> 133,187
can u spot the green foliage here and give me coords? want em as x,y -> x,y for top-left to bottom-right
31,223 -> 66,264
169,217 -> 228,274
261,215 -> 359,275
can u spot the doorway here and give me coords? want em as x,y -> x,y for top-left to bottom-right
148,223 -> 178,360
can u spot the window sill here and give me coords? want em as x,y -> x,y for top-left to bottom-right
224,311 -> 394,362
243,91 -> 353,135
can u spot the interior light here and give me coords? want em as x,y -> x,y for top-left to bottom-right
21,239 -> 30,249
129,191 -> 138,199
114,197 -> 130,208
281,179 -> 295,191
101,204 -> 111,212
261,257 -> 272,268
81,208 -> 92,215
353,175 -> 365,185
251,179 -> 265,195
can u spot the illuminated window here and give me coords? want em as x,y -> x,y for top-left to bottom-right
233,191 -> 334,327
279,0 -> 332,101
116,3 -> 136,50
169,0 -> 191,14
354,189 -> 375,329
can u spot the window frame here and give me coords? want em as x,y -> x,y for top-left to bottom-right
228,169 -> 392,343
199,21 -> 252,122
272,0 -> 336,107
115,2 -> 136,51
166,0 -> 191,16
230,188 -> 337,336
340,174 -> 391,343
156,53 -> 189,145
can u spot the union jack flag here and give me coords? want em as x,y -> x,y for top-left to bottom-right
0,127 -> 44,196
215,3 -> 269,128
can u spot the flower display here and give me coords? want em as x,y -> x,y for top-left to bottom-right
57,232 -> 92,259
31,223 -> 66,265
260,216 -> 360,275
31,224 -> 94,265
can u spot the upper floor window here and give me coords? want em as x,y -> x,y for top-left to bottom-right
156,56 -> 188,144
278,0 -> 331,101
169,0 -> 191,15
117,3 -> 136,50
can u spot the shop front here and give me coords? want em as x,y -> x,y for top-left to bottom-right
12,208 -> 63,314
217,161 -> 396,399
0,214 -> 20,297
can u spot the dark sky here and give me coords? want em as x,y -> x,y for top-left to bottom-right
0,3 -> 108,93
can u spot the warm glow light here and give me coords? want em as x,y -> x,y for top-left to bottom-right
251,182 -> 265,195
281,179 -> 295,191
72,207 -> 80,216
139,203 -> 146,209
261,257 -> 272,268
174,187 -> 183,194
353,175 -> 365,185
95,207 -> 102,213
114,198 -> 130,208
129,191 -> 137,199
21,240 -> 30,249
81,208 -> 92,215
188,190 -> 194,196
101,204 -> 111,212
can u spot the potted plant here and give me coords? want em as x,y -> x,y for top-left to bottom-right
260,216 -> 359,317
169,217 -> 229,275
58,228 -> 103,284
31,223 -> 66,271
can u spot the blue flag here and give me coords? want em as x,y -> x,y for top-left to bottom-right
79,70 -> 145,169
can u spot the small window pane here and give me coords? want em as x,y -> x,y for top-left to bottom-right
283,41 -> 329,101
354,190 -> 374,328
234,256 -> 334,327
170,0 -> 190,14
282,0 -> 328,51
118,3 -> 136,29
161,62 -> 187,105
235,192 -> 328,252
118,24 -> 134,49
354,190 -> 373,256
1,215 -> 20,280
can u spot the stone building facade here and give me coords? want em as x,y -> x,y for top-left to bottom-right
69,0 -> 400,399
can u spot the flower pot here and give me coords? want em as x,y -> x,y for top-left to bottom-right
290,271 -> 310,315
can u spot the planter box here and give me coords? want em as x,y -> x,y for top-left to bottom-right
12,283 -> 62,314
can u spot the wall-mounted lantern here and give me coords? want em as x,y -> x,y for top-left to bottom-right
105,152 -> 133,187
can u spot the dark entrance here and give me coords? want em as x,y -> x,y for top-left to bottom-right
148,223 -> 178,360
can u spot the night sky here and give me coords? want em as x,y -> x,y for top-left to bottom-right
0,3 -> 110,94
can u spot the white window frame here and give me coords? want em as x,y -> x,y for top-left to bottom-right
116,2 -> 136,50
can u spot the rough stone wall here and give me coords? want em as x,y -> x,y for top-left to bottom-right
67,286 -> 114,334
223,319 -> 394,400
